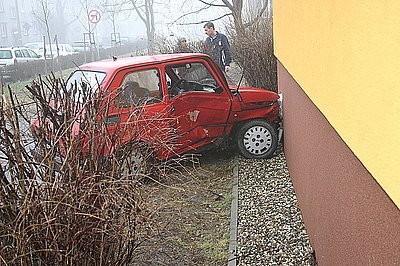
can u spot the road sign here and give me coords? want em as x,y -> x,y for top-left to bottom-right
88,9 -> 101,24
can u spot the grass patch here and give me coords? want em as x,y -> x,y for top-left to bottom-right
133,149 -> 236,265
1,68 -> 75,103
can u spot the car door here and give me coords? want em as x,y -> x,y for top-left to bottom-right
164,60 -> 232,153
14,49 -> 29,63
26,49 -> 40,60
21,49 -> 35,62
105,66 -> 170,156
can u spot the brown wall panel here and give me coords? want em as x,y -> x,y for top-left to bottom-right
277,61 -> 400,265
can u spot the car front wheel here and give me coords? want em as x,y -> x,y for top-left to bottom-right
237,119 -> 278,159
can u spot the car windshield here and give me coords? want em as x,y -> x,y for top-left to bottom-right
0,50 -> 12,59
66,70 -> 106,102
26,43 -> 42,49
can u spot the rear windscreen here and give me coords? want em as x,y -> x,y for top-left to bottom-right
0,50 -> 12,59
66,70 -> 107,102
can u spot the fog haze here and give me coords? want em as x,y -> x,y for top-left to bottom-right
0,0 -> 228,47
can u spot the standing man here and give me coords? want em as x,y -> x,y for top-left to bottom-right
203,22 -> 232,72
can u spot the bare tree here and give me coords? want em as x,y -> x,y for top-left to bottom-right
53,0 -> 75,43
222,0 -> 269,35
31,0 -> 76,45
31,0 -> 56,73
176,0 -> 269,35
128,0 -> 156,54
32,0 -> 54,58
73,0 -> 102,61
99,0 -> 131,46
77,0 -> 98,40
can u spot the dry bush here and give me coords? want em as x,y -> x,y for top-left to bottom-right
0,74 -> 185,265
155,38 -> 207,55
228,16 -> 277,92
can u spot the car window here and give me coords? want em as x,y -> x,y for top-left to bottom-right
0,50 -> 12,59
26,43 -> 39,49
166,62 -> 220,98
21,49 -> 30,57
14,50 -> 23,58
66,70 -> 107,102
65,45 -> 73,52
115,68 -> 162,108
27,49 -> 38,58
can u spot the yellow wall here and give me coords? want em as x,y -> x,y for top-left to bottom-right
273,0 -> 400,207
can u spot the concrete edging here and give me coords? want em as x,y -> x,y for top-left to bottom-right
228,157 -> 239,266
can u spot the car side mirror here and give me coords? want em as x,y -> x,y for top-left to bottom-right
215,86 -> 223,94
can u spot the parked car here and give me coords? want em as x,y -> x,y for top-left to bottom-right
71,41 -> 91,52
44,44 -> 77,58
0,47 -> 41,80
0,46 -> 41,66
31,53 -> 281,166
24,42 -> 45,56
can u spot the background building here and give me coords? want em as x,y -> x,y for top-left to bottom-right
273,0 -> 400,264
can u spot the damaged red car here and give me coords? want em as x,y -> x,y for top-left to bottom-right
31,53 -> 281,161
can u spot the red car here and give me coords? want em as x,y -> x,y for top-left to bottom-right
31,53 -> 281,161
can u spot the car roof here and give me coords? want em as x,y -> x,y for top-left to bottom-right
25,42 -> 43,45
0,46 -> 30,50
79,53 -> 209,73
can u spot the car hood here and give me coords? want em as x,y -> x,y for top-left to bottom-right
230,85 -> 279,103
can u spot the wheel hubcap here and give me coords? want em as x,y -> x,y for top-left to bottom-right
243,126 -> 272,155
122,148 -> 147,177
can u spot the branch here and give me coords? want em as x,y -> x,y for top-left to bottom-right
130,0 -> 147,24
220,0 -> 233,10
65,18 -> 78,27
169,4 -> 213,25
243,0 -> 269,28
198,0 -> 228,7
177,12 -> 233,25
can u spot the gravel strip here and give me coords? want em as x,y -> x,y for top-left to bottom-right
236,151 -> 316,265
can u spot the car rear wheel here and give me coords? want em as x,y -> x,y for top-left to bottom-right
119,142 -> 153,179
237,119 -> 278,159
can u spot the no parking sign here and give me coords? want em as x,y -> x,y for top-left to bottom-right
88,9 -> 101,24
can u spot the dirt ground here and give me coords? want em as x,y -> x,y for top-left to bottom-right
132,149 -> 235,265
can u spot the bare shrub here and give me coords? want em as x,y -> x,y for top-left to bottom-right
0,74 -> 182,264
228,16 -> 277,92
156,38 -> 207,55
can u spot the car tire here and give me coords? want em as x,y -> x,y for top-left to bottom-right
119,142 -> 153,179
236,119 -> 278,159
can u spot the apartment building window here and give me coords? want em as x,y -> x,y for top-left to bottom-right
1,23 -> 7,38
22,22 -> 31,36
20,0 -> 25,12
11,6 -> 16,18
0,0 -> 4,12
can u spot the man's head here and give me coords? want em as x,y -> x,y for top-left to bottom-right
204,22 -> 216,37
178,37 -> 187,44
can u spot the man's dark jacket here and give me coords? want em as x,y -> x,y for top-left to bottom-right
205,32 -> 232,71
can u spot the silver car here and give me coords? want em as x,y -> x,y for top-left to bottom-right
0,47 -> 41,81
0,47 -> 41,66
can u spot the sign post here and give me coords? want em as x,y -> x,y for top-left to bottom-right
86,10 -> 101,62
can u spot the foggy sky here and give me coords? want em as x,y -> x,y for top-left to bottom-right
0,0 -> 231,47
